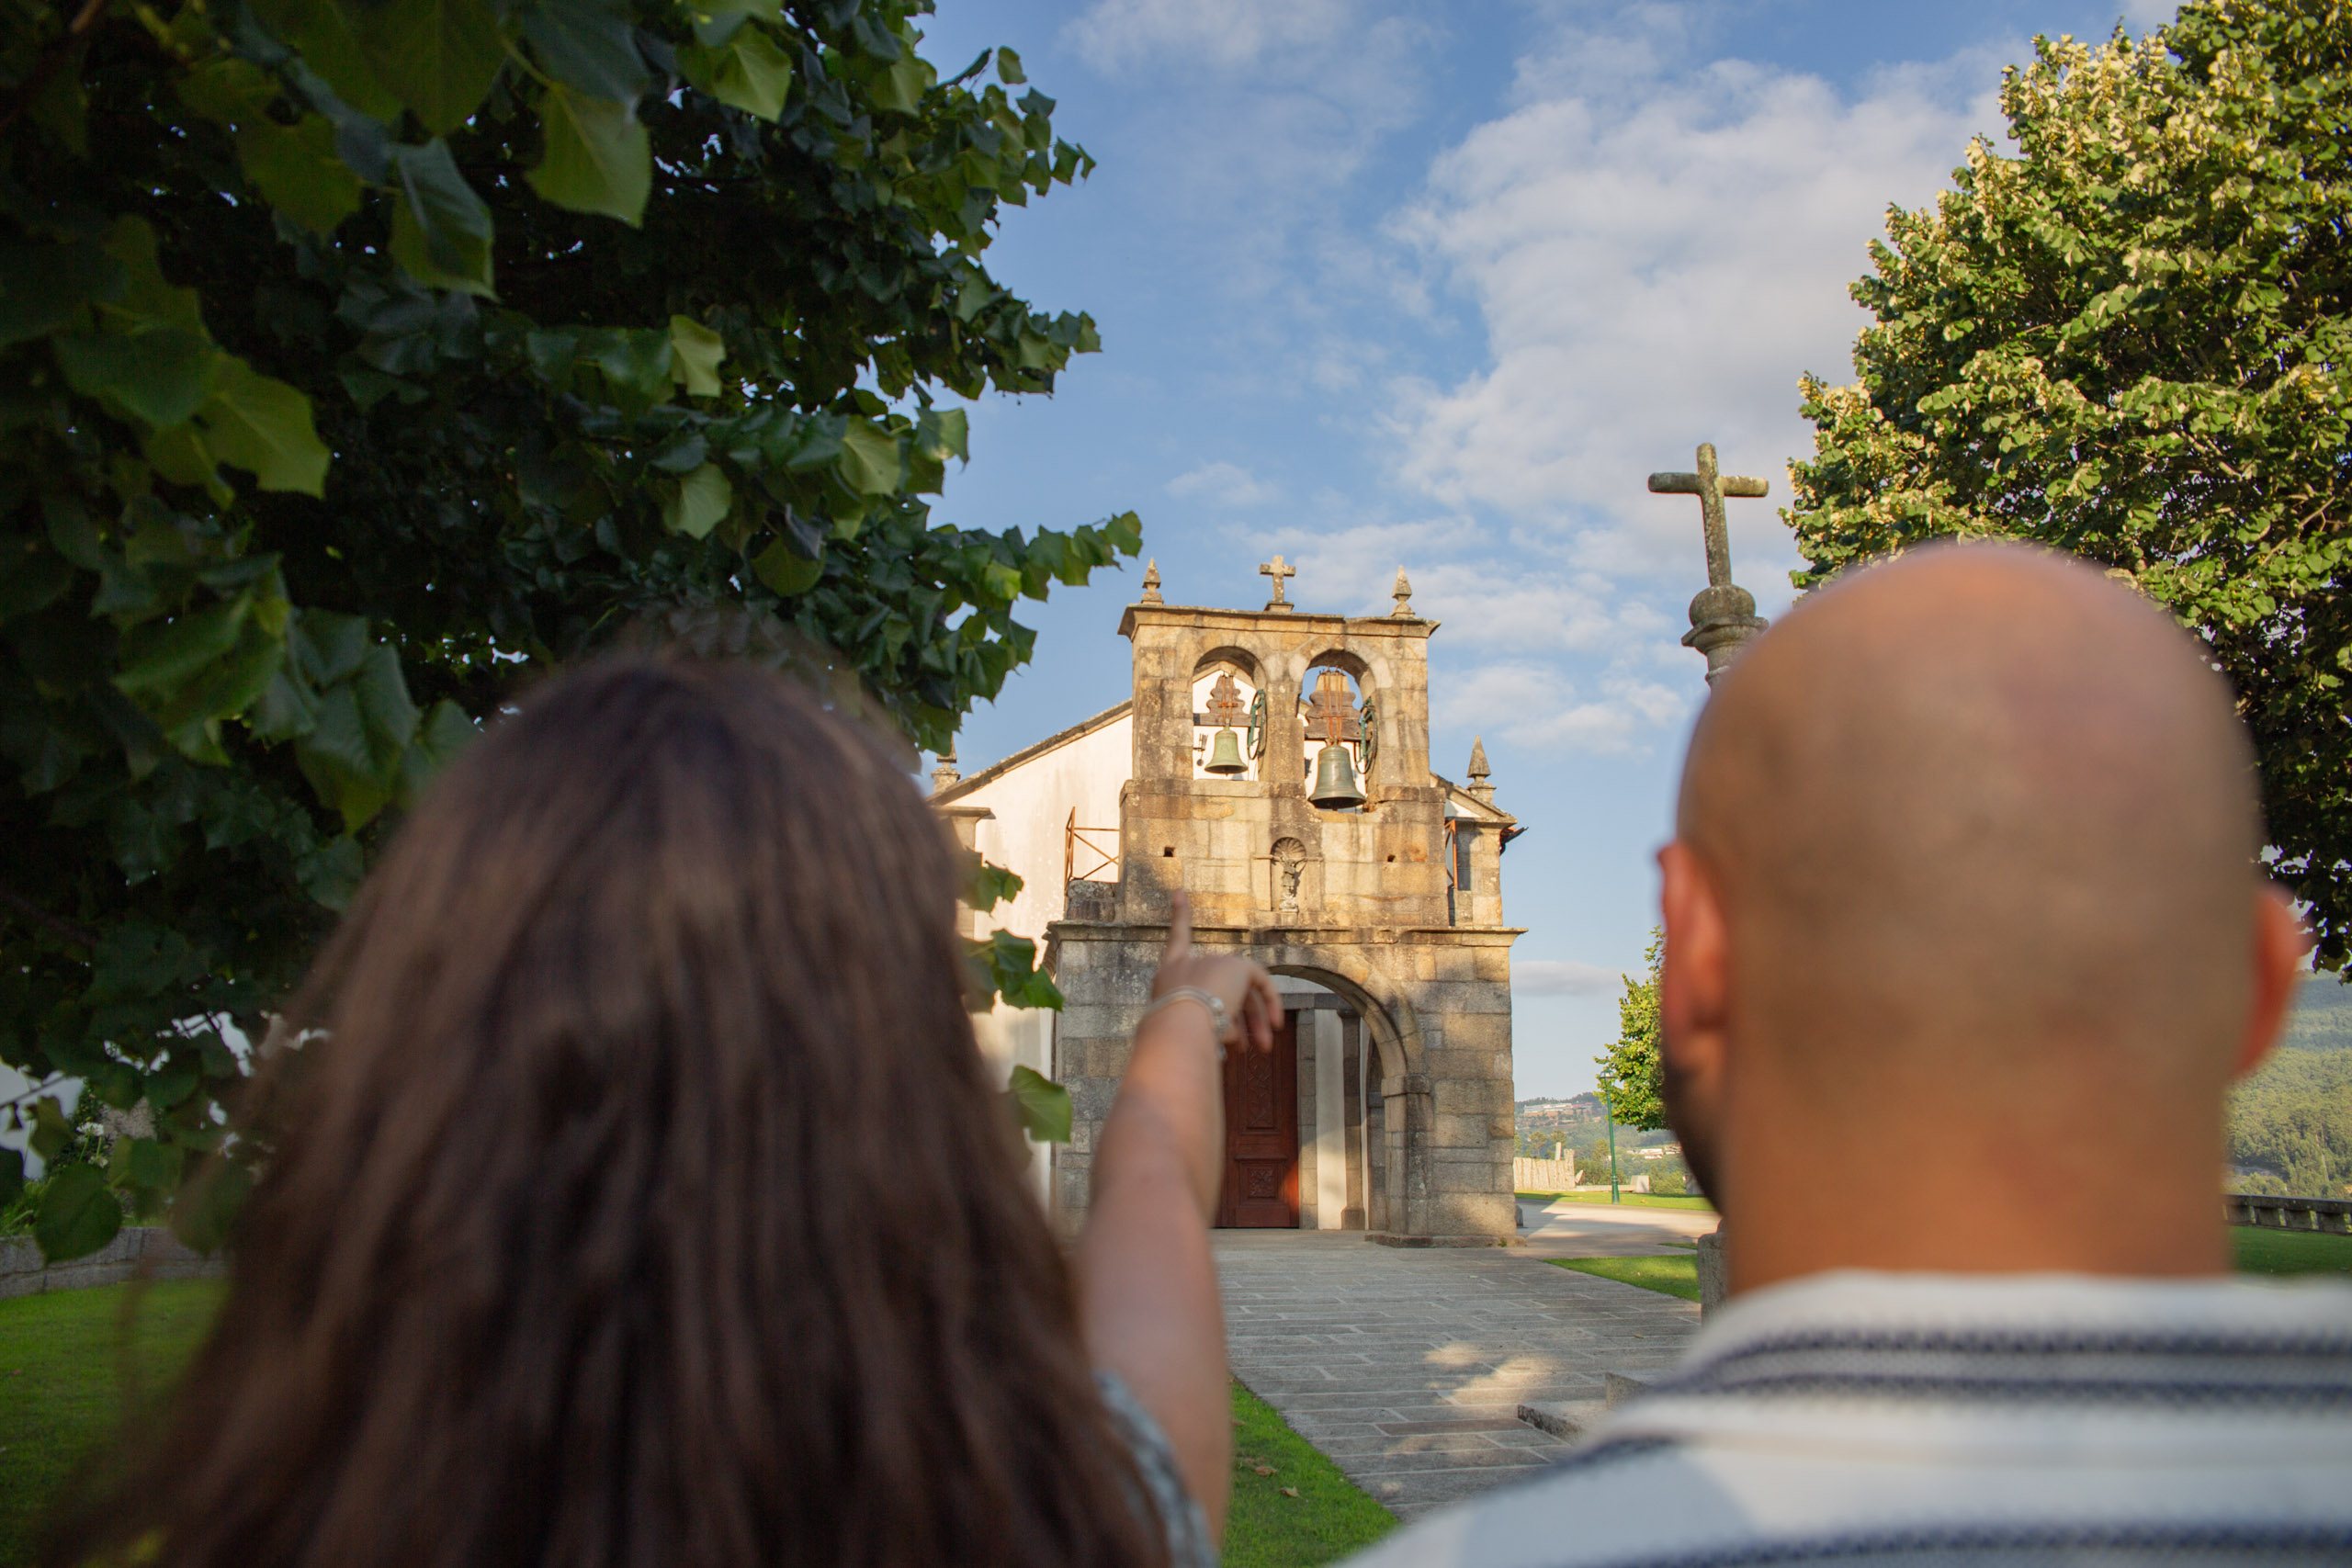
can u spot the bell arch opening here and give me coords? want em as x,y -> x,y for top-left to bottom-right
1190,652 -> 1262,782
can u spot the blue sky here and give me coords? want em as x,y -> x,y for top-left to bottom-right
916,0 -> 2177,1098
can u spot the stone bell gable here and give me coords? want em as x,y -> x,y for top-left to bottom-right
1022,567 -> 1523,1247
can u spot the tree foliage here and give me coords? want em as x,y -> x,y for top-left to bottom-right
1,0 -> 1136,1254
1787,0 -> 2352,966
1595,928 -> 1665,1132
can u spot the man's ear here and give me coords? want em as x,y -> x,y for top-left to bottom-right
1657,840 -> 1731,1086
2233,885 -> 2310,1081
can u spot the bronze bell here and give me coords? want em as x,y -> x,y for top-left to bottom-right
1309,742 -> 1365,808
1204,727 -> 1248,775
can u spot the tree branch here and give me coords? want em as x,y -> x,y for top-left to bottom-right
0,881 -> 101,950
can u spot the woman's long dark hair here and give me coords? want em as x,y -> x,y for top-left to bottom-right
53,657 -> 1166,1568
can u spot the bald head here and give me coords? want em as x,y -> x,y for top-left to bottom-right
1681,545 -> 2261,1086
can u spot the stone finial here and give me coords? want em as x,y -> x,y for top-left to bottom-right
1467,735 -> 1495,805
931,747 -> 961,793
1140,558 -> 1163,604
1391,567 -> 1414,616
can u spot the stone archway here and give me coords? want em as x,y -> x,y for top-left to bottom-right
1266,953 -> 1438,1245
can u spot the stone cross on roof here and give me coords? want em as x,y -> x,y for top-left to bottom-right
1306,669 -> 1362,746
1260,555 -> 1296,610
1648,442 -> 1771,685
1204,671 -> 1247,728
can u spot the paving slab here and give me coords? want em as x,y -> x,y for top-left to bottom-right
1214,1232 -> 1701,1521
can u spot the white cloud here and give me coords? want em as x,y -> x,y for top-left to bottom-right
1066,0 -> 1355,73
1446,660 -> 1690,755
1387,15 -> 2001,592
1167,459 -> 1278,507
1516,959 -> 1626,997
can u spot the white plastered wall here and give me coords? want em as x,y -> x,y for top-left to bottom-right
951,712 -> 1133,1205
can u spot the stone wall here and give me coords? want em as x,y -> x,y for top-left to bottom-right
0,1225 -> 225,1302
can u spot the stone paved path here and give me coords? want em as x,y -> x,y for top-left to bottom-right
1214,1233 -> 1700,1521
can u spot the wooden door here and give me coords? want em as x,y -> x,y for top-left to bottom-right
1218,1010 -> 1299,1228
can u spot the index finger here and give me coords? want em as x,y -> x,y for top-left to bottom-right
1164,887 -> 1193,965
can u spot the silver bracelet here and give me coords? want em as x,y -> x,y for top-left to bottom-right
1140,986 -> 1229,1058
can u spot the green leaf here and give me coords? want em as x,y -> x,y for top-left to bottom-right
141,420 -> 227,500
239,114 -> 365,235
752,536 -> 822,596
0,1148 -> 22,1213
0,238 -> 123,347
198,358 -> 331,495
356,0 -> 508,136
662,462 -> 732,537
684,0 -> 778,48
248,0 -> 402,119
117,1135 -> 183,1191
35,1163 -> 123,1263
389,141 -> 496,297
27,1098 -> 71,1163
170,1156 -> 252,1255
916,404 -> 968,462
175,56 -> 278,125
837,418 -> 900,495
966,853 -> 1023,911
995,46 -> 1024,85
518,0 -> 650,101
396,696 -> 476,807
294,637 -> 420,829
681,27 -> 793,120
668,314 -> 726,397
875,51 -> 931,114
581,328 -> 673,407
1007,1064 -> 1070,1144
296,834 -> 365,908
116,595 -> 253,698
52,331 -> 220,428
527,85 -> 651,225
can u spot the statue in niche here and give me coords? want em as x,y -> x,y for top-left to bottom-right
1272,838 -> 1306,917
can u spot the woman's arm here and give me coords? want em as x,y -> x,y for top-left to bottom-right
1074,890 -> 1282,1541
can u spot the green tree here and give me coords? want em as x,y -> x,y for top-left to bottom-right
1595,928 -> 1666,1131
1786,0 -> 2352,967
1,0 -> 1134,1255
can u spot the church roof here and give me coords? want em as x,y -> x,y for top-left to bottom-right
929,700 -> 1132,806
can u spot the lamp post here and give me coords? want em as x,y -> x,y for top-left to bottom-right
1600,1076 -> 1622,1205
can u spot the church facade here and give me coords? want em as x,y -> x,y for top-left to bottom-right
933,566 -> 1522,1247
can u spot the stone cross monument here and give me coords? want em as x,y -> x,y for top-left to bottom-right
1649,443 -> 1770,683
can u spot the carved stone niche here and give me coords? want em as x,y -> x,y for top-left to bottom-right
1271,837 -> 1308,919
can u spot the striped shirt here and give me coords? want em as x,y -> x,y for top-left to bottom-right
1344,1270 -> 2352,1567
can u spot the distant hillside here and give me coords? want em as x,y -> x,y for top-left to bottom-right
2280,974 -> 2352,1052
2229,974 -> 2352,1197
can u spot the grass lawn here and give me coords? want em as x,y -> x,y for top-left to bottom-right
1544,1226 -> 2352,1311
0,1278 -> 224,1567
2233,1226 -> 2352,1276
1517,1190 -> 1716,1212
1547,1255 -> 1701,1302
1225,1379 -> 1396,1568
1,1286 -> 1387,1568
